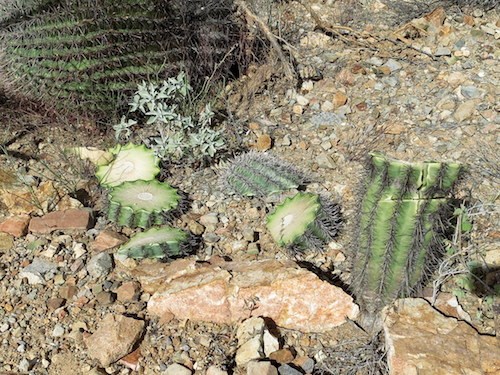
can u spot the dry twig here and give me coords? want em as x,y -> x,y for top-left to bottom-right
235,0 -> 296,80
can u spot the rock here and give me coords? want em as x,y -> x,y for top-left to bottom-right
0,215 -> 30,237
277,364 -> 302,375
146,258 -> 359,333
29,208 -> 94,234
236,317 -> 266,366
453,100 -> 477,122
383,298 -> 500,375
52,324 -> 65,337
206,365 -> 228,375
434,47 -> 451,56
118,348 -> 141,371
292,356 -> 315,373
292,104 -> 303,115
19,257 -> 57,285
47,298 -> 66,311
236,336 -> 264,367
255,134 -> 273,151
315,153 -> 336,169
460,85 -> 481,99
269,349 -> 294,364
263,330 -> 280,357
95,291 -> 115,305
59,285 -> 78,300
332,92 -> 347,108
87,253 -> 113,279
366,57 -> 383,66
164,363 -> 192,375
1,181 -> 82,216
247,361 -> 278,375
116,281 -> 141,302
91,230 -> 127,252
84,314 -> 144,366
382,58 -> 402,72
296,95 -> 309,106
0,232 -> 14,250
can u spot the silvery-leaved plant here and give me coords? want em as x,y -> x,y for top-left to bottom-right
115,72 -> 225,162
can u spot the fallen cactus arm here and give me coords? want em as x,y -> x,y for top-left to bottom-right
266,192 -> 341,252
116,226 -> 188,260
219,151 -> 307,197
96,143 -> 159,187
107,179 -> 180,229
351,152 -> 462,313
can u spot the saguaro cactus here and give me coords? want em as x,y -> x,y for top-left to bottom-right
0,0 -> 238,117
351,152 -> 462,313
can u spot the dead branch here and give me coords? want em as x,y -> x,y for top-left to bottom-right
235,0 -> 296,80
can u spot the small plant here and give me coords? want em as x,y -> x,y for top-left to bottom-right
116,226 -> 188,260
351,152 -> 463,314
107,179 -> 180,229
115,72 -> 225,162
219,151 -> 307,197
96,143 -> 159,188
266,192 -> 341,252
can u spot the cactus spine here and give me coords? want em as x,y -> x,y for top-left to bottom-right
219,151 -> 307,197
352,153 -> 462,313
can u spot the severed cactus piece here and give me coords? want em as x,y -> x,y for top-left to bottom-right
107,179 -> 180,229
219,151 -> 307,197
351,152 -> 462,313
266,192 -> 341,251
116,226 -> 187,259
96,143 -> 159,188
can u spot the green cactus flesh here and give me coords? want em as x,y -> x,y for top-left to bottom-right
107,180 -> 180,229
352,153 -> 462,312
220,151 -> 306,197
266,192 -> 341,250
96,143 -> 159,188
116,226 -> 187,260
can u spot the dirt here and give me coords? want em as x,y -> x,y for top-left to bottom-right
0,1 -> 498,374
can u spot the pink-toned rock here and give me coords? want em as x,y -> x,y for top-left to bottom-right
0,215 -> 30,237
91,229 -> 128,252
84,314 -> 144,366
145,259 -> 359,333
116,281 -> 141,302
383,298 -> 500,375
29,208 -> 94,234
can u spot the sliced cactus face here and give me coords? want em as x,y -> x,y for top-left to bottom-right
266,192 -> 341,251
219,151 -> 307,197
107,179 -> 180,229
116,226 -> 188,260
96,143 -> 160,187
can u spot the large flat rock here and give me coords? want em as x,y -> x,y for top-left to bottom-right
140,258 -> 359,333
383,298 -> 500,375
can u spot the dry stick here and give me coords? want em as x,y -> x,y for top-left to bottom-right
235,0 -> 295,80
301,0 -> 436,60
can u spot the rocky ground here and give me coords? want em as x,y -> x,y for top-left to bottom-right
0,1 -> 499,374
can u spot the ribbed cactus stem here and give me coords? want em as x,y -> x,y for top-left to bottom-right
352,153 -> 462,313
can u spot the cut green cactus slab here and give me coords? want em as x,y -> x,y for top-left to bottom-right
96,143 -> 159,187
266,192 -> 341,251
352,153 -> 462,313
116,226 -> 187,260
219,151 -> 307,197
107,179 -> 180,229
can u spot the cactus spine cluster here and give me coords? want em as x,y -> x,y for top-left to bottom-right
351,152 -> 462,313
219,151 -> 307,197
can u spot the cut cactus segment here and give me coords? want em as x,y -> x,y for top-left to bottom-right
266,192 -> 341,251
219,151 -> 307,197
96,143 -> 159,187
107,179 -> 180,229
116,226 -> 188,260
352,152 -> 462,314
